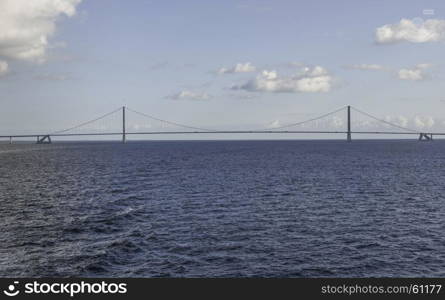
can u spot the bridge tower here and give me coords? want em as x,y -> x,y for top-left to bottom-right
347,105 -> 351,142
122,106 -> 126,144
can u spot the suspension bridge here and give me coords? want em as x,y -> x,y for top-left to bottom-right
0,106 -> 440,144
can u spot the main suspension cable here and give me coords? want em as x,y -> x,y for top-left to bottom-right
262,106 -> 347,130
51,107 -> 122,135
351,106 -> 419,133
126,107 -> 217,132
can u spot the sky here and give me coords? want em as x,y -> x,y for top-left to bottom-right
1,0 -> 445,139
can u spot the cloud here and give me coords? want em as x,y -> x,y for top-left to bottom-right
398,69 -> 423,81
233,66 -> 333,93
0,60 -> 8,76
218,62 -> 256,74
396,116 -> 409,127
346,64 -> 385,71
398,63 -> 432,81
375,18 -> 445,44
258,114 -> 445,131
166,90 -> 212,101
0,0 -> 82,63
414,116 -> 434,128
330,116 -> 344,128
344,62 -> 432,81
267,120 -> 281,129
382,115 -> 409,127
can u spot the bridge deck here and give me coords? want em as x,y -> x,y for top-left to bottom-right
2,106 -> 441,141
1,130 -> 445,139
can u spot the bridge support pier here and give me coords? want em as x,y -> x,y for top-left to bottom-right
418,133 -> 433,141
9,136 -> 12,144
37,135 -> 52,144
347,105 -> 351,142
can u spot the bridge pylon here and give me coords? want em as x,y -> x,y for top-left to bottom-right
347,105 -> 351,142
122,106 -> 126,144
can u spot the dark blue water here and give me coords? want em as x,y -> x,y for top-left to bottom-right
1,140 -> 445,277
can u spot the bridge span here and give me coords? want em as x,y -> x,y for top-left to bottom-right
0,106 -> 440,143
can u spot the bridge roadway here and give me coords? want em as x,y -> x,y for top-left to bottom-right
0,130 -> 444,139
1,106 -> 440,142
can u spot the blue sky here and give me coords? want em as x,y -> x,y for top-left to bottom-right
1,0 -> 445,137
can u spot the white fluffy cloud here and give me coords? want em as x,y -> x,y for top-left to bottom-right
347,64 -> 385,71
382,115 -> 409,127
0,60 -> 8,76
396,116 -> 409,127
414,116 -> 435,128
267,120 -> 281,129
398,69 -> 423,81
398,64 -> 432,81
218,62 -> 256,74
233,66 -> 332,93
167,90 -> 212,101
0,0 -> 82,63
376,18 -> 445,44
